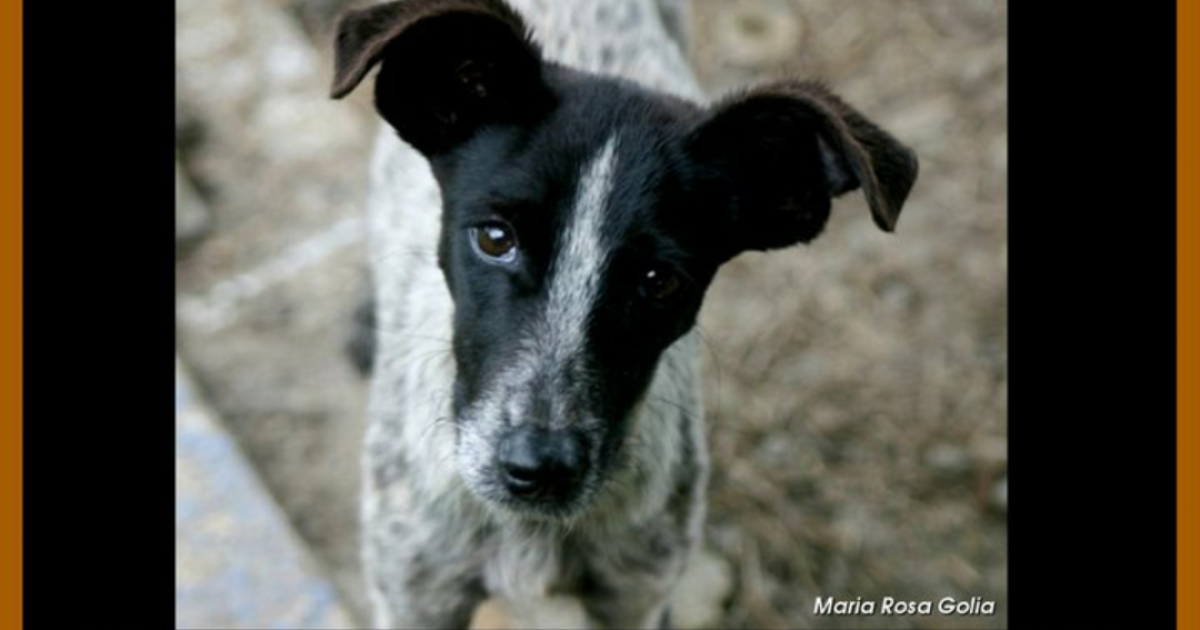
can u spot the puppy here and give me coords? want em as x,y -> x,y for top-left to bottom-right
330,0 -> 917,627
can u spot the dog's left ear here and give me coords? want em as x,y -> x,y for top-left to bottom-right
330,0 -> 550,156
687,81 -> 918,254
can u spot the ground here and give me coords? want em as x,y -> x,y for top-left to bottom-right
176,1 -> 1007,627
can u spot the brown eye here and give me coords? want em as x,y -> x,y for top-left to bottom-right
642,267 -> 681,301
471,223 -> 518,263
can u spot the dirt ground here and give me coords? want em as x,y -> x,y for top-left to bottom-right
176,1 -> 1007,628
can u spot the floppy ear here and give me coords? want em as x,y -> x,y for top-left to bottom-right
687,81 -> 918,253
330,0 -> 551,156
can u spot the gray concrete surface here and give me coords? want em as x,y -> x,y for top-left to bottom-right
176,358 -> 358,629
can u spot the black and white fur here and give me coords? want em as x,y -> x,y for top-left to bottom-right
331,0 -> 917,627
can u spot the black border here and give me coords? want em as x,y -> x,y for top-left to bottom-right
1009,2 -> 1177,627
23,0 -> 178,626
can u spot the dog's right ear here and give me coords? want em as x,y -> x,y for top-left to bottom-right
330,0 -> 551,156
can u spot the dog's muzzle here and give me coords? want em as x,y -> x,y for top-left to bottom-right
496,427 -> 586,504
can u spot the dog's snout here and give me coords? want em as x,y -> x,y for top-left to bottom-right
497,428 -> 584,501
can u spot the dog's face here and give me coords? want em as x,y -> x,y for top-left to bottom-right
332,0 -> 917,518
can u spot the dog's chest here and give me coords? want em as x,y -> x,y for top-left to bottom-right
476,526 -> 596,626
483,527 -> 576,597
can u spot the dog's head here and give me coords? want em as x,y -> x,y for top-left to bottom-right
332,0 -> 917,518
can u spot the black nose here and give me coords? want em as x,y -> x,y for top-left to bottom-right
497,428 -> 585,501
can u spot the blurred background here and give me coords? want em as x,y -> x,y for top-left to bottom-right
175,0 -> 1007,628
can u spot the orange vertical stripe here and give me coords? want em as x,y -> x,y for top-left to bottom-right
0,0 -> 21,627
1180,2 -> 1196,629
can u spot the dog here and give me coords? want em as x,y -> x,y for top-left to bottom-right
330,0 -> 917,627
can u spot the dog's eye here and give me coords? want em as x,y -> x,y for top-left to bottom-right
470,222 -> 518,263
641,266 -> 681,302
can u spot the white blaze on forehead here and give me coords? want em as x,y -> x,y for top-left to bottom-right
479,135 -> 618,432
542,135 -> 619,369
